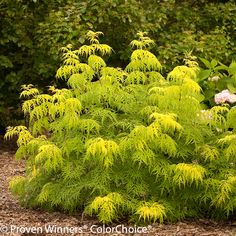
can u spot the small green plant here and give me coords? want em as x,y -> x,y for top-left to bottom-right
5,32 -> 236,223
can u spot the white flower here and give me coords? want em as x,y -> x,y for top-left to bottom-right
208,76 -> 220,82
214,89 -> 236,104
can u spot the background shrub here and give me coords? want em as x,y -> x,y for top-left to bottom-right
1,0 -> 236,129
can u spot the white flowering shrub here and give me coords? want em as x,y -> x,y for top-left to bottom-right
198,58 -> 236,107
215,89 -> 236,104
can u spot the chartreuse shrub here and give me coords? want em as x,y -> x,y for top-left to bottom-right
5,31 -> 236,223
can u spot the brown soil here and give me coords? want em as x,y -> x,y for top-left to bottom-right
0,145 -> 235,235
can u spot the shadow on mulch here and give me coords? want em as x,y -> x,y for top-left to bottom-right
0,134 -> 17,153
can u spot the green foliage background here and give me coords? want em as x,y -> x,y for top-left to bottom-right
1,0 -> 236,128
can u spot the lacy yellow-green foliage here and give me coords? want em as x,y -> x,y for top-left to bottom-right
126,49 -> 162,72
149,113 -> 183,134
85,138 -> 119,168
196,145 -> 220,162
136,202 -> 166,223
211,176 -> 236,215
130,32 -> 155,50
173,163 -> 206,187
218,134 -> 236,160
6,31 -> 236,223
86,192 -> 124,223
35,144 -> 63,172
227,108 -> 236,131
5,126 -> 33,146
20,84 -> 40,98
167,65 -> 198,82
88,55 -> 106,72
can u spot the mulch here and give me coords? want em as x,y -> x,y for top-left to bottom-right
0,137 -> 235,236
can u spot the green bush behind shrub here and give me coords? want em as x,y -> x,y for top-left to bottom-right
1,0 -> 236,128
